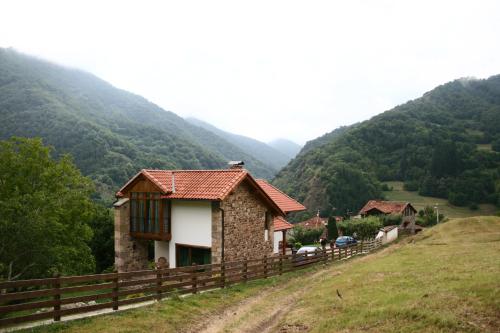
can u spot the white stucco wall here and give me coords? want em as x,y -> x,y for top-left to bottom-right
154,241 -> 169,262
273,231 -> 283,253
385,227 -> 398,244
168,200 -> 212,268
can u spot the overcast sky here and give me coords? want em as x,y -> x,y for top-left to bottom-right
1,1 -> 500,144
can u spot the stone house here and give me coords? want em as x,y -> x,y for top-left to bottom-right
255,179 -> 306,254
114,165 -> 304,272
358,200 -> 417,232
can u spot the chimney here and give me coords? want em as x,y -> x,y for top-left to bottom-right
228,161 -> 245,169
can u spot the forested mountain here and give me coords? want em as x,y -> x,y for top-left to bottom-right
0,48 -> 275,202
273,76 -> 500,217
186,117 -> 291,170
268,138 -> 302,159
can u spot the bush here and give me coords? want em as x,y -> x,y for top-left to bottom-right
290,226 -> 324,245
469,202 -> 479,210
327,216 -> 339,241
380,213 -> 402,226
417,206 -> 445,227
381,183 -> 393,191
337,216 -> 382,239
403,180 -> 419,191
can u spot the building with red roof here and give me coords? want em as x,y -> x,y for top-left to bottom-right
255,179 -> 306,254
114,164 -> 306,271
358,200 -> 417,233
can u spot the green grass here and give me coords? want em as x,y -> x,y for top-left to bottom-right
280,216 -> 500,332
383,181 -> 498,218
19,217 -> 500,332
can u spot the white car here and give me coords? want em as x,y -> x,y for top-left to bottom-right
296,246 -> 321,257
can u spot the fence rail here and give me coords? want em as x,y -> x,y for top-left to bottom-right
0,238 -> 382,328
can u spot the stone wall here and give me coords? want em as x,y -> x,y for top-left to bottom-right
211,202 -> 223,264
220,181 -> 274,262
114,199 -> 149,272
401,213 -> 417,234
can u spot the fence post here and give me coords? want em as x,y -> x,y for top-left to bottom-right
279,255 -> 283,275
323,249 -> 327,267
113,270 -> 119,310
243,258 -> 248,282
192,266 -> 198,294
263,255 -> 268,278
156,269 -> 163,302
221,261 -> 225,288
53,273 -> 61,322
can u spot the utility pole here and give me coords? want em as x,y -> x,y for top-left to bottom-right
434,203 -> 439,224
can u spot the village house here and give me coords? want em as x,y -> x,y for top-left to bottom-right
358,200 -> 417,232
255,179 -> 306,254
113,163 -> 305,272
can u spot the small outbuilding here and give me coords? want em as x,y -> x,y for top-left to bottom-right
376,225 -> 398,244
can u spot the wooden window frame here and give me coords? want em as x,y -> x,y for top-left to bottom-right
130,192 -> 171,241
175,243 -> 211,267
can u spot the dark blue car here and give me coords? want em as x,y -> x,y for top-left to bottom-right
335,236 -> 357,248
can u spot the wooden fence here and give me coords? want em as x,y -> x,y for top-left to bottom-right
0,238 -> 382,328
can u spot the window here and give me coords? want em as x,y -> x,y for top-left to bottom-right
176,244 -> 211,267
130,192 -> 170,240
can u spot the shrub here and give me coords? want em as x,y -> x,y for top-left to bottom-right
327,216 -> 339,241
337,216 -> 382,239
381,183 -> 393,191
291,226 -> 324,245
403,180 -> 419,191
381,213 -> 402,226
417,206 -> 445,227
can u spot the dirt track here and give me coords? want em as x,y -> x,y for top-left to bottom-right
190,268 -> 329,333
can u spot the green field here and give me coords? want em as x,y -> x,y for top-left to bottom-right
24,216 -> 500,333
383,181 -> 498,218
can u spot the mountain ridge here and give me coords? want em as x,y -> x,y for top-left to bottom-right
0,48 -> 276,201
273,75 -> 500,217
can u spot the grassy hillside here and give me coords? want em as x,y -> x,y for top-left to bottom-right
186,117 -> 289,170
384,181 -> 498,218
274,76 -> 500,216
0,48 -> 275,202
27,216 -> 500,332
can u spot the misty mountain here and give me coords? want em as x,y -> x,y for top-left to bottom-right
186,117 -> 291,170
268,138 -> 301,159
0,48 -> 276,201
273,75 -> 500,216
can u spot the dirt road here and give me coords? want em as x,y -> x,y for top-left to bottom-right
189,267 -> 334,333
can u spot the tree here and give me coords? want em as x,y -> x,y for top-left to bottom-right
327,216 -> 339,241
87,206 -> 114,273
337,216 -> 382,239
417,206 -> 444,227
0,137 -> 96,280
289,226 -> 324,245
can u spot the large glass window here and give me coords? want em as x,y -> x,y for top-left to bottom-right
129,192 -> 166,238
177,245 -> 211,267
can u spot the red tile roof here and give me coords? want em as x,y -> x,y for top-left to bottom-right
116,169 -> 285,215
296,215 -> 328,229
358,200 -> 416,215
117,169 -> 248,200
255,179 -> 306,213
273,216 -> 294,231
